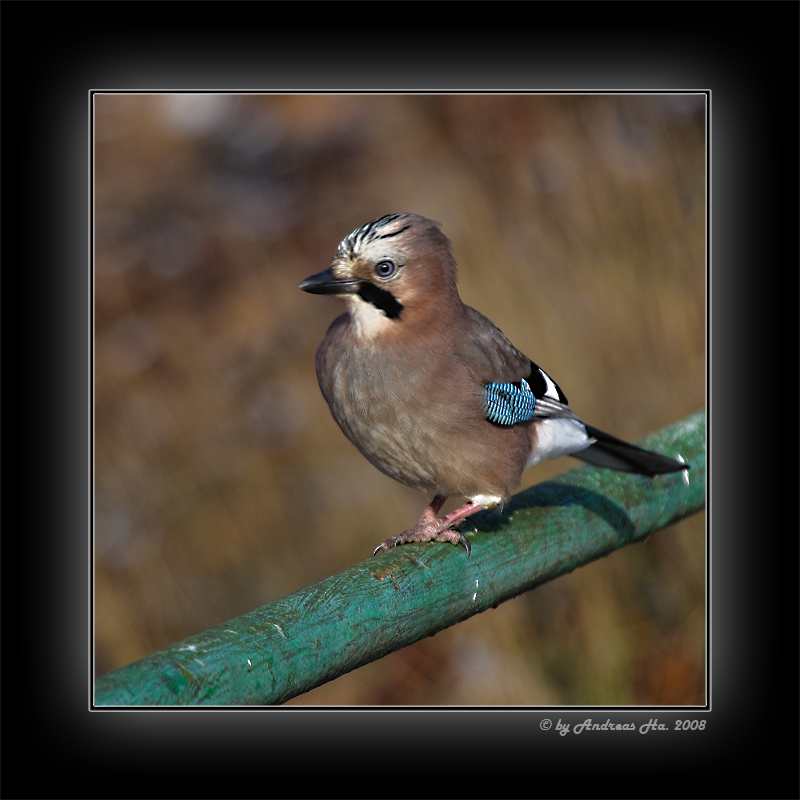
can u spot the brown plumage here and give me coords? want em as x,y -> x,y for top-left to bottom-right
300,214 -> 688,556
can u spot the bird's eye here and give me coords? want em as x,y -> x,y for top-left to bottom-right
374,260 -> 396,279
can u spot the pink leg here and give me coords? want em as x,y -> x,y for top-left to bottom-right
372,496 -> 485,557
416,494 -> 447,526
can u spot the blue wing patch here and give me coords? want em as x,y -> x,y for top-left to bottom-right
484,379 -> 537,425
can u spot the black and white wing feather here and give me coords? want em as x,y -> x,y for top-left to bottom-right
461,304 -> 688,476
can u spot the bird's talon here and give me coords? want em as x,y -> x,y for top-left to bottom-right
372,535 -> 405,556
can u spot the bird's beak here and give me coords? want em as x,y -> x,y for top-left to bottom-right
299,269 -> 362,296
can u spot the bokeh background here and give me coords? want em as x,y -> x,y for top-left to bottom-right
94,93 -> 706,705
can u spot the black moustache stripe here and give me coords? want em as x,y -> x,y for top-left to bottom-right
357,282 -> 404,319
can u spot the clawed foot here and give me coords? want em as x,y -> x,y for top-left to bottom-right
371,496 -> 484,557
372,527 -> 472,557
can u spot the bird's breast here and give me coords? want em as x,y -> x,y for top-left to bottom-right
317,335 -> 444,489
314,318 -> 531,499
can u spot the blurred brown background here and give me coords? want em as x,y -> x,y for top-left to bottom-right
94,93 -> 705,705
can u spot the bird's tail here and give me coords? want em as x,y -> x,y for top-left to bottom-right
574,425 -> 689,477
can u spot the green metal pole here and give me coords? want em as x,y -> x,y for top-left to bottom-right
95,410 -> 705,706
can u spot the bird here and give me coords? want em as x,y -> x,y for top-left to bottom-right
300,213 -> 688,557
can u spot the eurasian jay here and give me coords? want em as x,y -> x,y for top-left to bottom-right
300,213 -> 688,556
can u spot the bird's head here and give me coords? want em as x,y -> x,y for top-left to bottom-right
300,214 -> 461,338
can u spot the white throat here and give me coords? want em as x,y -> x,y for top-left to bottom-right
345,295 -> 396,339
